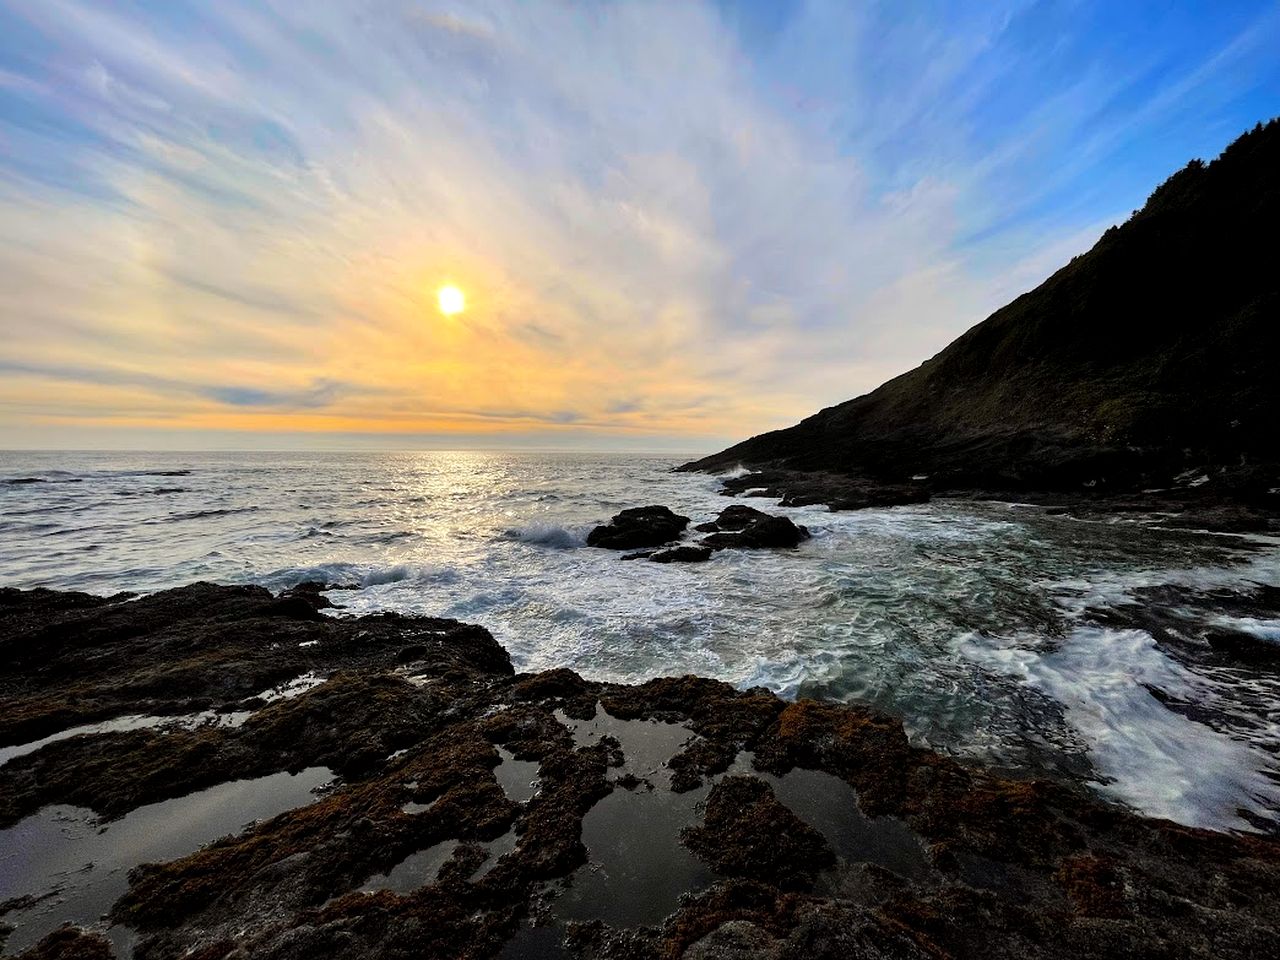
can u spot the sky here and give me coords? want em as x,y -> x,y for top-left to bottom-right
0,1 -> 1277,452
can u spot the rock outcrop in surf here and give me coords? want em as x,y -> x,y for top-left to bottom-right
587,506 -> 690,550
698,505 -> 810,549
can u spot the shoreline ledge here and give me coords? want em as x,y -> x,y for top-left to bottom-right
1,581 -> 1277,959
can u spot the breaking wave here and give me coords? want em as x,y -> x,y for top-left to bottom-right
502,523 -> 586,549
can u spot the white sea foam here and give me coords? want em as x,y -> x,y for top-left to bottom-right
957,626 -> 1280,831
1213,616 -> 1280,642
360,564 -> 413,586
716,463 -> 755,479
502,522 -> 586,549
1042,543 -> 1280,619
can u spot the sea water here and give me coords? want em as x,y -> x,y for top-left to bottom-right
2,450 -> 1278,832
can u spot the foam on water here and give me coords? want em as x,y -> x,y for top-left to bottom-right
501,523 -> 587,549
957,627 -> 1280,831
3,451 -> 1279,832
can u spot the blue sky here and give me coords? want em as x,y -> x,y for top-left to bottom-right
0,1 -> 1276,450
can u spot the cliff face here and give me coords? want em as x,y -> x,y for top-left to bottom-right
684,119 -> 1280,494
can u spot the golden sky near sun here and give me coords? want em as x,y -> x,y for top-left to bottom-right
0,0 -> 1214,449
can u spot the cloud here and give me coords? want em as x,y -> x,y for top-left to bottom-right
0,0 -> 1276,449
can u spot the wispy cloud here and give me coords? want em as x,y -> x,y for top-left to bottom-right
0,0 -> 1276,448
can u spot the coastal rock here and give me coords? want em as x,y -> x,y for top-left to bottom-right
715,469 -> 931,513
622,545 -> 712,563
0,583 -> 1278,960
1205,628 -> 1280,664
649,546 -> 712,563
699,506 -> 809,549
12,927 -> 115,959
681,920 -> 783,960
681,775 -> 834,888
706,504 -> 771,530
586,505 -> 690,550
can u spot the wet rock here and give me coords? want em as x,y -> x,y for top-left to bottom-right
648,546 -> 712,564
699,507 -> 809,550
707,470 -> 931,513
682,776 -> 834,889
0,582 -> 512,818
12,927 -> 115,959
587,506 -> 691,550
1,583 -> 1279,960
1158,504 -> 1275,533
704,505 -> 772,531
681,919 -> 782,960
1205,628 -> 1280,664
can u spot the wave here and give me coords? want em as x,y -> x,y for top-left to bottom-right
115,487 -> 188,497
502,523 -> 585,549
361,564 -> 415,586
715,464 -> 756,479
956,625 -> 1280,832
166,507 -> 260,522
363,530 -> 416,544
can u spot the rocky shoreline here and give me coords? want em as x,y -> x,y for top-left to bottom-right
2,580 -> 1278,960
679,464 -> 1280,536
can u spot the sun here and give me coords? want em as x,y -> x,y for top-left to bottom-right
437,284 -> 466,316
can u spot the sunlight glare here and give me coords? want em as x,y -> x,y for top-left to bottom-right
437,284 -> 466,316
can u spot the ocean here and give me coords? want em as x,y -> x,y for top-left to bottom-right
2,449 -> 1278,833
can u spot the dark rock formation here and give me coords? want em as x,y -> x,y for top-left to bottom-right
699,506 -> 810,549
586,506 -> 690,550
0,582 -> 1278,960
12,928 -> 115,960
649,546 -> 713,563
681,775 -> 833,888
681,119 -> 1280,522
0,581 -> 509,759
619,546 -> 711,562
705,505 -> 769,531
718,470 -> 931,512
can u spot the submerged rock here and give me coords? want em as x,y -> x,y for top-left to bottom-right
621,546 -> 712,564
649,546 -> 713,564
1206,627 -> 1280,664
586,505 -> 691,550
699,505 -> 810,549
